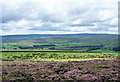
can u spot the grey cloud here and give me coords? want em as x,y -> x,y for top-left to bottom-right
2,1 -> 65,23
29,23 -> 64,31
69,24 -> 94,27
1,0 -> 118,35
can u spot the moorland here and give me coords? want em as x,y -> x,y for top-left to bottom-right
0,33 -> 119,81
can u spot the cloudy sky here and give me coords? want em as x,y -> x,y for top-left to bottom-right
0,0 -> 119,35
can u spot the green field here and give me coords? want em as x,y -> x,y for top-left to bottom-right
1,34 -> 119,53
1,34 -> 119,62
1,51 -> 118,62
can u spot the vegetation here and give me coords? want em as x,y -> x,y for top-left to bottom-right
1,52 -> 118,62
1,34 -> 119,53
2,59 -> 120,81
1,34 -> 119,81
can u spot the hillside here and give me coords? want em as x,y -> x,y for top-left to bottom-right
1,33 -> 119,52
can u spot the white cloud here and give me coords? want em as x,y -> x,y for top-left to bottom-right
1,0 -> 119,35
17,19 -> 29,27
72,19 -> 82,25
99,10 -> 114,21
110,18 -> 118,25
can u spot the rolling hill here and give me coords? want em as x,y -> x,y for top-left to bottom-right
1,33 -> 119,52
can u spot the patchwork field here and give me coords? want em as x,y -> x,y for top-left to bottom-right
1,34 -> 119,53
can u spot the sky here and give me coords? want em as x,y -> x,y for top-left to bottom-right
0,0 -> 119,35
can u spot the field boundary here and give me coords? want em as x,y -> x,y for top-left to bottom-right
0,50 -> 101,53
1,58 -> 113,62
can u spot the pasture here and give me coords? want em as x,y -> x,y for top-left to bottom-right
1,50 -> 118,62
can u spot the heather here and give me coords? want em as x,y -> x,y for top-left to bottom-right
1,59 -> 120,81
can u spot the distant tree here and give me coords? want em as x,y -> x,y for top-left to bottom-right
113,46 -> 119,52
14,48 -> 17,50
49,47 -> 55,50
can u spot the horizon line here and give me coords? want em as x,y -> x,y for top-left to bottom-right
1,33 -> 119,36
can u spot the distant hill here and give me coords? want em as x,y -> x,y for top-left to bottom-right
1,33 -> 119,52
1,33 -> 118,43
